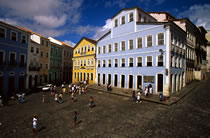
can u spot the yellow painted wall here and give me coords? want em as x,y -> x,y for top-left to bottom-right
72,39 -> 96,84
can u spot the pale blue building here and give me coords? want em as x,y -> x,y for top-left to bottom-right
96,7 -> 186,97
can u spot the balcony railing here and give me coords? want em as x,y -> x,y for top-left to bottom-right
8,61 -> 17,66
19,62 -> 27,67
29,66 -> 40,71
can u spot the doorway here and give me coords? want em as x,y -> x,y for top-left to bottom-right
114,74 -> 118,87
121,75 -> 125,88
157,74 -> 163,92
19,76 -> 25,90
129,75 -> 133,89
137,76 -> 142,89
98,73 -> 100,84
108,74 -> 111,85
103,74 -> 105,85
8,77 -> 15,96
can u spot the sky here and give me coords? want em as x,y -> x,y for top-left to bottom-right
0,0 -> 210,46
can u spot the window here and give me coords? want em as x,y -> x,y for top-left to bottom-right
171,56 -> 173,67
41,51 -> 43,57
103,45 -> 106,53
144,16 -> 147,22
158,33 -> 164,45
114,19 -> 118,27
139,13 -> 141,22
36,48 -> 39,54
157,55 -> 163,66
103,60 -> 106,67
46,64 -> 48,69
98,47 -> 101,54
147,35 -> 152,47
46,41 -> 48,47
137,37 -> 142,48
88,45 -> 90,51
91,58 -> 93,65
129,58 -> 133,67
92,46 -> 94,51
31,47 -> 34,53
78,60 -> 80,66
108,44 -> 112,53
41,40 -> 44,45
10,53 -> 16,64
74,72 -> 76,78
84,46 -> 87,52
81,60 -> 83,66
129,39 -> 133,50
114,43 -> 118,52
0,27 -> 6,38
175,57 -> 177,67
121,16 -> 125,25
20,54 -> 25,65
147,56 -> 152,66
11,31 -> 17,41
46,52 -> 48,58
121,58 -> 125,67
121,41 -> 125,51
114,59 -> 118,67
87,59 -> 90,66
129,12 -> 134,22
137,57 -> 142,67
0,51 -> 4,64
108,59 -> 111,67
98,60 -> 100,67
84,59 -> 86,66
91,73 -> 93,80
55,49 -> 58,56
21,35 -> 26,43
78,48 -> 80,53
75,60 -> 77,66
75,50 -> 77,54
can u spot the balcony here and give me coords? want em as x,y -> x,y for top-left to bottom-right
8,61 -> 17,67
29,66 -> 40,71
86,66 -> 94,70
19,62 -> 27,67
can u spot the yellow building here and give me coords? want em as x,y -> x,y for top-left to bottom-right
73,37 -> 97,84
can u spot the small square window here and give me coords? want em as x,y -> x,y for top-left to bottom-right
11,32 -> 17,41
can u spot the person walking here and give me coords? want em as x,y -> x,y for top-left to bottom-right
89,96 -> 94,108
136,91 -> 142,103
42,93 -> 45,103
132,91 -> 136,102
32,114 -> 38,134
73,111 -> 77,127
71,92 -> 74,103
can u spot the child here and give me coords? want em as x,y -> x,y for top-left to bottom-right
73,111 -> 77,127
33,114 -> 38,134
89,97 -> 94,108
136,91 -> 142,103
58,93 -> 63,104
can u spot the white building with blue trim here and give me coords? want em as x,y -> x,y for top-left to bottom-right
96,7 -> 186,97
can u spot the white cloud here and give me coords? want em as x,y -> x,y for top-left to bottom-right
93,19 -> 112,40
34,15 -> 67,28
105,0 -> 130,8
0,0 -> 83,36
178,4 -> 210,30
64,40 -> 76,47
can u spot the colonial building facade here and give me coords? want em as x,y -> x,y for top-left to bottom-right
0,21 -> 30,99
62,42 -> 73,83
73,37 -> 97,84
96,7 -> 186,97
48,37 -> 63,85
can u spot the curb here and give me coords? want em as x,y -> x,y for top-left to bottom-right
88,81 -> 200,106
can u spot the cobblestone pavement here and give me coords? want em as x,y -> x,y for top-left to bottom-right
0,74 -> 210,137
